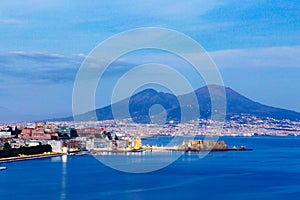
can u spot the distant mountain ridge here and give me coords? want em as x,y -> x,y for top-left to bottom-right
56,85 -> 300,122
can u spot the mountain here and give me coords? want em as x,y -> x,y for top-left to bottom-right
0,107 -> 41,122
57,85 -> 300,122
192,85 -> 300,121
60,88 -> 181,123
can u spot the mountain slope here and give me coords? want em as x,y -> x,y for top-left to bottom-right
191,85 -> 300,120
57,85 -> 300,122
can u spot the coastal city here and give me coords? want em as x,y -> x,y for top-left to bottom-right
0,114 -> 299,162
1,1 -> 299,199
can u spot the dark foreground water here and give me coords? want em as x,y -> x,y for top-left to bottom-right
1,136 -> 300,200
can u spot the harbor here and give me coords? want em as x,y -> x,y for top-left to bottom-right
83,139 -> 252,154
0,138 -> 252,164
0,122 -> 252,164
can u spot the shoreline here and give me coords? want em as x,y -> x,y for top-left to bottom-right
0,152 -> 62,163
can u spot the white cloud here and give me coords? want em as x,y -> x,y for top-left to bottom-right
72,53 -> 87,58
0,19 -> 23,24
9,51 -> 66,59
209,46 -> 300,68
0,51 -> 84,84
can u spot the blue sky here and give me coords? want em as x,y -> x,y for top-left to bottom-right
0,0 -> 300,121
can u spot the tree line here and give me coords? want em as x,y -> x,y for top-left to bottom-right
0,143 -> 52,158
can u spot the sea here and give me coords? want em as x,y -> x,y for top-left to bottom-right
1,136 -> 300,200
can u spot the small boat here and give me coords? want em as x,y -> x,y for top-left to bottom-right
75,151 -> 89,156
130,148 -> 145,153
0,166 -> 7,171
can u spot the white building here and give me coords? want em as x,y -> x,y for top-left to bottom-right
0,129 -> 11,138
94,138 -> 109,149
47,140 -> 63,153
86,138 -> 94,150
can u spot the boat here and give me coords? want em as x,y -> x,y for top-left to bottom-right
130,148 -> 145,152
0,166 -> 7,171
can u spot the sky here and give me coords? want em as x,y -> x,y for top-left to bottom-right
0,0 -> 300,121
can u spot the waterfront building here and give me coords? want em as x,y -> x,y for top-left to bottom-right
94,138 -> 110,149
18,126 -> 53,140
86,138 -> 95,150
116,140 -> 129,149
180,140 -> 228,151
47,140 -> 63,152
73,137 -> 88,150
64,140 -> 80,152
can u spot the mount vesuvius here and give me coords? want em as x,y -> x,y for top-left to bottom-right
56,85 -> 300,123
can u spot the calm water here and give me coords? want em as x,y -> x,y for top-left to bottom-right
1,136 -> 300,200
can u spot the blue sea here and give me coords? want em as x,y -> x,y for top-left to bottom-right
1,136 -> 300,200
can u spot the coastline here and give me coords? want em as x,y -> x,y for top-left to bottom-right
0,152 -> 62,163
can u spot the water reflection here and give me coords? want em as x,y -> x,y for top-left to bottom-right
60,155 -> 67,200
94,151 -> 182,173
